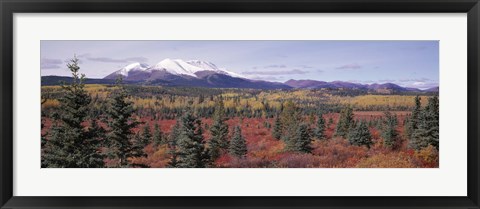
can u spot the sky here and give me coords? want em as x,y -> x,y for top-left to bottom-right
41,40 -> 439,89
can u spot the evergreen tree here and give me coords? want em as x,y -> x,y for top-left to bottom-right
406,96 -> 422,140
42,56 -> 104,168
382,112 -> 399,149
314,113 -> 326,140
105,77 -> 144,167
272,116 -> 282,140
167,120 -> 181,168
176,110 -> 209,168
286,123 -> 312,153
279,101 -> 300,142
140,124 -> 152,147
153,123 -> 164,147
335,106 -> 354,138
229,126 -> 248,158
208,99 -> 229,160
348,120 -> 373,148
409,96 -> 439,150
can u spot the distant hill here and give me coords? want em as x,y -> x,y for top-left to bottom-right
43,59 -> 437,92
285,79 -> 437,93
41,76 -> 121,86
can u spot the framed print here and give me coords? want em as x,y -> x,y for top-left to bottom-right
1,0 -> 479,208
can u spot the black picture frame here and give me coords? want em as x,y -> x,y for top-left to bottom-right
1,0 -> 479,208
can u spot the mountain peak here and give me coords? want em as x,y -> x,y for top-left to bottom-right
117,62 -> 150,76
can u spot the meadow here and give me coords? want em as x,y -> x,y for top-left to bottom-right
41,84 -> 439,168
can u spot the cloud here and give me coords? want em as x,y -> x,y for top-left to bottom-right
252,64 -> 287,70
408,81 -> 439,89
264,64 -> 287,69
86,56 -> 148,63
247,75 -> 283,81
299,65 -> 314,69
41,58 -> 63,69
378,79 -> 395,83
242,69 -> 308,75
335,63 -> 362,70
398,78 -> 431,82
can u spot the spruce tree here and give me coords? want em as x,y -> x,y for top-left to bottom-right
314,113 -> 326,140
208,99 -> 229,160
406,96 -> 422,140
335,106 -> 354,138
382,112 -> 399,149
348,120 -> 373,148
153,123 -> 164,147
272,116 -> 282,140
409,96 -> 439,150
42,56 -> 104,168
279,101 -> 300,142
229,126 -> 248,158
167,120 -> 181,168
287,123 -> 312,153
176,110 -> 209,168
105,77 -> 144,167
140,124 -> 152,147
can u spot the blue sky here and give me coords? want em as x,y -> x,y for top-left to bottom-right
41,40 -> 439,89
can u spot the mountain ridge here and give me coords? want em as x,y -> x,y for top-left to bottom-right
43,59 -> 438,92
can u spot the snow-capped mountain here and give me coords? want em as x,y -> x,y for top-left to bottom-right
186,60 -> 246,78
105,58 -> 245,80
118,62 -> 150,76
102,59 -> 290,89
104,62 -> 151,80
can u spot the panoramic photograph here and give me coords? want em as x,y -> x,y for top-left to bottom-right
41,41 -> 439,168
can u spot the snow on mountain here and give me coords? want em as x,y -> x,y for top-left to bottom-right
105,58 -> 246,80
148,58 -> 245,78
151,58 -> 203,77
116,62 -> 150,76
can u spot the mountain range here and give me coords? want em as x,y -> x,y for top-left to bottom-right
41,58 -> 438,93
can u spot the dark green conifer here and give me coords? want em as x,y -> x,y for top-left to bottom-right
153,123 -> 164,147
105,77 -> 145,167
335,106 -> 354,138
287,123 -> 312,153
42,56 -> 104,168
272,116 -> 282,140
382,112 -> 399,149
167,120 -> 181,168
314,113 -> 326,140
229,126 -> 248,158
348,120 -> 373,148
208,99 -> 229,160
140,124 -> 152,147
176,110 -> 209,168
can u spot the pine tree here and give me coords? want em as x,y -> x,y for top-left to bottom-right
208,99 -> 229,160
153,123 -> 164,147
42,56 -> 104,168
409,96 -> 439,150
167,120 -> 181,168
279,101 -> 300,142
140,124 -> 152,147
176,110 -> 209,168
229,126 -> 247,158
314,113 -> 326,140
105,77 -> 144,167
272,116 -> 282,140
335,106 -> 354,138
406,96 -> 422,140
287,123 -> 312,153
348,120 -> 373,148
382,112 -> 399,149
